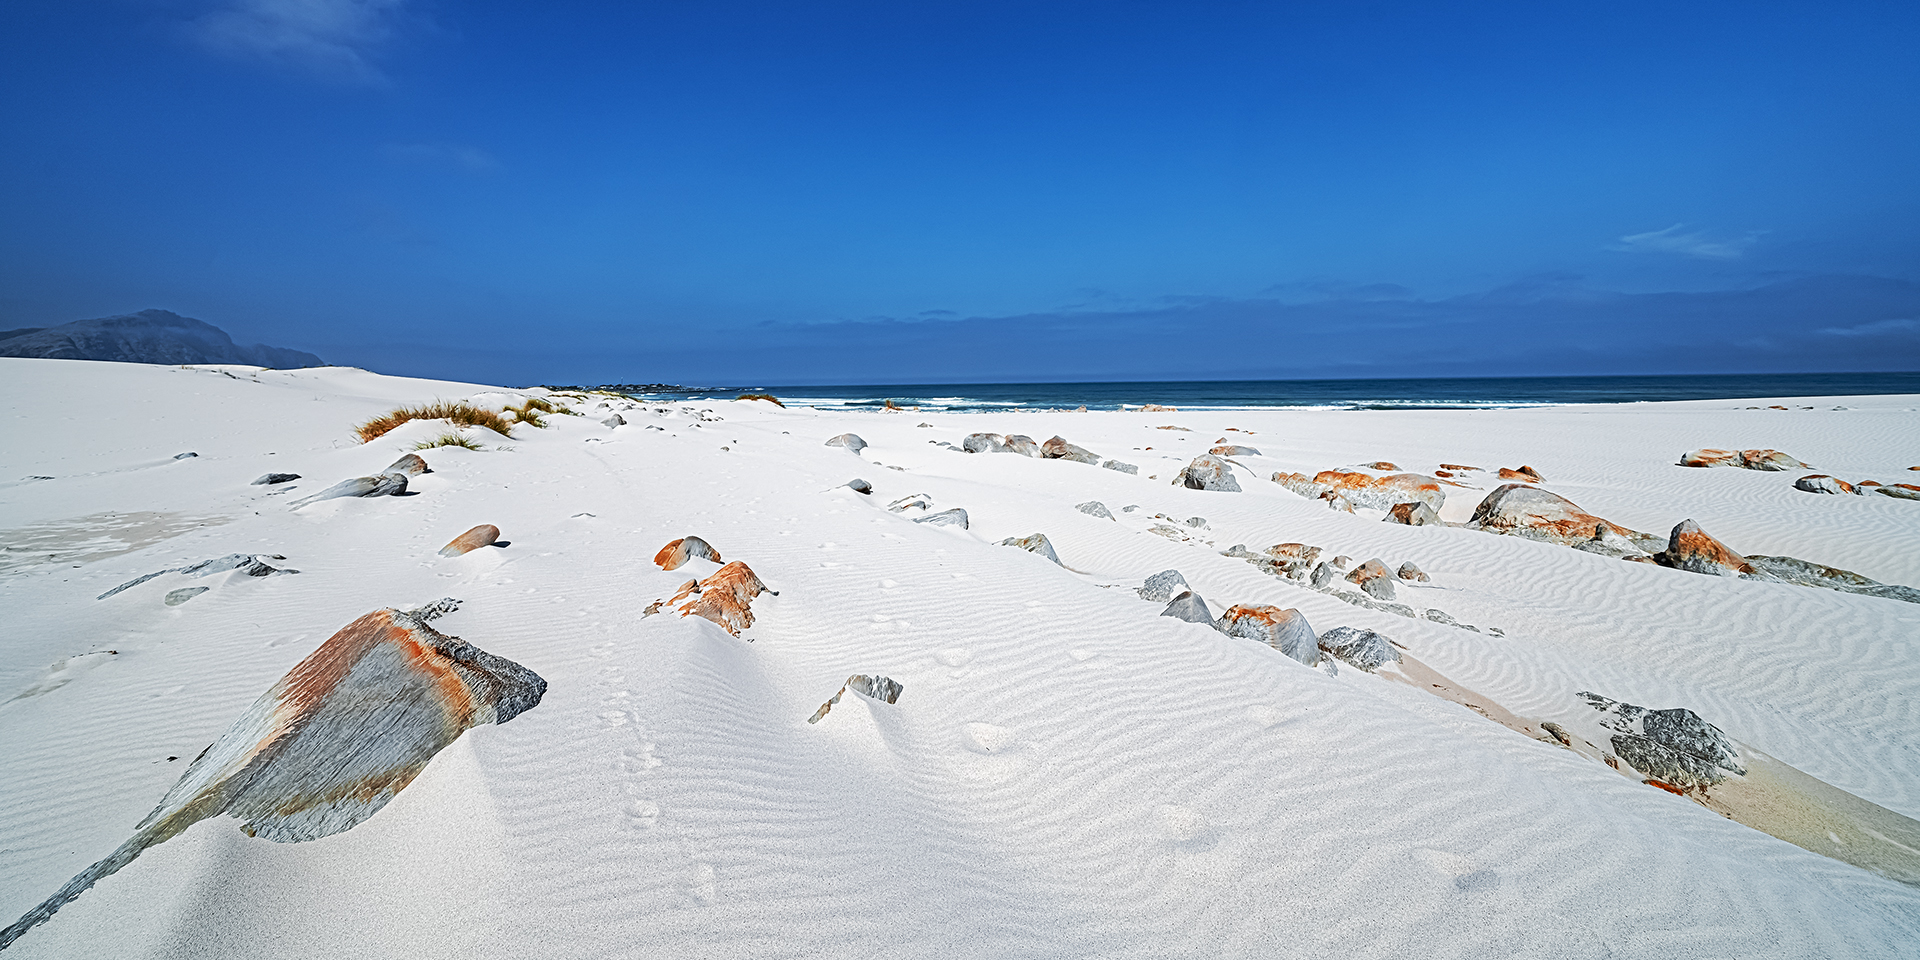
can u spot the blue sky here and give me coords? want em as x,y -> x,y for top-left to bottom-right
2,1 -> 1917,384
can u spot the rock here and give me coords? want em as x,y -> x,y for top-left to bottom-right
825,433 -> 868,452
1397,561 -> 1429,582
913,508 -> 969,529
602,413 -> 626,427
1141,569 -> 1193,602
1424,608 -> 1457,625
1577,692 -> 1744,789
288,472 -> 408,508
1216,605 -> 1319,666
1385,502 -> 1440,526
846,478 -> 873,494
807,674 -> 904,723
1877,483 -> 1920,501
1310,562 -> 1336,588
1743,555 -> 1920,604
1571,524 -> 1652,560
1176,454 -> 1240,491
1267,543 -> 1322,564
1101,460 -> 1139,474
1002,435 -> 1041,457
1466,484 -> 1661,550
1042,436 -> 1102,463
1138,404 -> 1177,412
1497,465 -> 1543,482
1317,626 -> 1401,672
1221,544 -> 1259,559
1345,558 -> 1392,585
1361,577 -> 1396,600
1331,555 -> 1351,569
672,561 -> 776,635
1076,500 -> 1114,520
251,473 -> 301,485
962,433 -> 1007,453
887,493 -> 933,512
1311,470 -> 1446,513
1439,463 -> 1481,472
1362,461 -> 1399,471
999,533 -> 1061,565
653,536 -> 722,571
1651,520 -> 1754,577
1209,444 -> 1261,457
1679,448 -> 1808,471
0,604 -> 544,951
1160,590 -> 1216,625
1271,471 -> 1328,499
439,524 -> 501,557
98,553 -> 298,600
163,586 -> 208,606
1794,474 -> 1854,495
173,452 -> 198,460
383,454 -> 430,478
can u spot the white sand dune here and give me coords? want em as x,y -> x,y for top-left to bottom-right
3,358 -> 1919,957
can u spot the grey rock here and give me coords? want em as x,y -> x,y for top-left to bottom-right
602,413 -> 626,427
1220,544 -> 1259,559
1876,484 -> 1920,501
1042,436 -> 1101,463
1217,605 -> 1319,666
252,473 -> 301,485
163,586 -> 209,606
1397,561 -> 1429,582
846,478 -> 873,494
1176,454 -> 1241,492
382,454 -> 429,478
1360,577 -> 1397,601
0,308 -> 323,368
913,508 -> 969,529
825,433 -> 868,453
1331,555 -> 1351,569
1385,502 -> 1440,526
1184,516 -> 1207,528
1161,590 -> 1217,625
1423,608 -> 1457,625
1345,558 -> 1392,585
1075,500 -> 1114,520
808,674 -> 905,723
99,553 -> 298,600
887,493 -> 933,512
1101,460 -> 1139,474
289,472 -> 408,509
962,433 -> 1007,454
1002,435 -> 1041,457
1139,569 -> 1191,603
999,533 -> 1061,564
1317,626 -> 1401,672
173,452 -> 198,460
1744,555 -> 1920,604
1577,691 -> 1746,786
1310,562 -> 1336,588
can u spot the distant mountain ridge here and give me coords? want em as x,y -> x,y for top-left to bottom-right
0,309 -> 323,368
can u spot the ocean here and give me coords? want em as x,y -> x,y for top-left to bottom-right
624,371 -> 1920,412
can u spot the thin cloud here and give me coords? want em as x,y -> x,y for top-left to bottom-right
383,142 -> 500,173
192,0 -> 411,83
1819,317 -> 1920,337
1612,224 -> 1762,260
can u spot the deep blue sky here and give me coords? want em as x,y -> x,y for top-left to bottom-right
3,1 -> 1917,384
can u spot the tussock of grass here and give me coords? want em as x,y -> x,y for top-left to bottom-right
505,399 -> 550,429
414,431 -> 483,451
737,393 -> 785,407
357,402 -> 515,443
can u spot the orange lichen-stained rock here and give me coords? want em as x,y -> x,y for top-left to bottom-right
0,603 -> 544,951
383,453 -> 430,478
1041,436 -> 1102,463
1497,465 -> 1544,482
1216,605 -> 1320,667
1362,461 -> 1400,471
1877,483 -> 1920,501
1439,463 -> 1481,472
1138,403 -> 1178,412
1467,484 -> 1660,553
654,536 -> 722,571
1310,469 -> 1445,513
1794,475 -> 1854,495
1680,449 -> 1810,471
1178,454 -> 1241,491
1653,520 -> 1755,577
438,524 -> 500,557
1271,471 -> 1326,500
1679,448 -> 1740,468
1386,501 -> 1441,526
674,561 -> 775,636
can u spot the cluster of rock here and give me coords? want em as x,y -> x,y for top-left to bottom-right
289,454 -> 429,510
646,537 -> 778,636
1138,570 -> 1407,675
1270,467 -> 1444,515
1679,448 -> 1810,471
97,552 -> 299,604
886,492 -> 969,529
955,432 -> 1138,474
1543,693 -> 1746,793
1794,474 -> 1920,500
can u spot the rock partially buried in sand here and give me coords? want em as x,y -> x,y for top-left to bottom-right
1385,502 -> 1441,526
845,478 -> 873,494
602,413 -> 625,428
1397,561 -> 1429,582
1076,500 -> 1114,520
999,533 -> 1062,565
654,536 -> 723,571
1679,448 -> 1810,471
825,433 -> 868,453
1209,444 -> 1261,457
962,432 -> 1008,454
99,553 -> 299,600
439,524 -> 501,557
887,493 -> 933,513
1466,484 -> 1661,551
1311,470 -> 1445,513
1161,590 -> 1216,625
1042,436 -> 1102,463
807,674 -> 904,723
1345,558 -> 1392,586
1317,626 -> 1401,672
382,453 -> 429,478
1877,483 -> 1920,501
288,472 -> 408,509
1794,474 -> 1855,495
1177,454 -> 1241,492
913,508 -> 969,529
164,586 -> 208,606
1652,520 -> 1754,577
251,473 -> 300,485
1309,562 -> 1337,589
1576,692 -> 1745,788
1139,569 -> 1191,603
1217,605 -> 1319,666
1742,555 -> 1920,604
1497,465 -> 1543,482
1003,435 -> 1041,456
1101,460 -> 1139,474
0,601 -> 545,951
671,561 -> 776,636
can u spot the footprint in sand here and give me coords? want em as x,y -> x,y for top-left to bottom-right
963,722 -> 1015,754
623,798 -> 660,830
1151,804 -> 1218,850
934,648 -> 972,667
1068,648 -> 1099,662
1244,705 -> 1294,728
688,862 -> 718,904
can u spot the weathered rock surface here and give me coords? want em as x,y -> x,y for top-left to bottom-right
962,432 -> 1007,454
382,454 -> 430,478
1310,562 -> 1336,588
1042,436 -> 1102,463
164,586 -> 208,606
1385,502 -> 1440,526
807,674 -> 904,723
1209,444 -> 1261,457
672,561 -> 776,635
1497,465 -> 1544,482
1652,520 -> 1754,577
825,433 -> 868,452
1217,605 -> 1319,666
288,473 -> 408,509
1277,469 -> 1445,513
1002,434 -> 1041,457
251,473 -> 300,485
845,478 -> 873,494
0,603 -> 544,951
653,536 -> 722,571
602,413 -> 625,427
1466,484 -> 1661,551
1345,558 -> 1392,586
913,508 -> 969,529
1101,460 -> 1139,474
1271,471 -> 1326,499
1320,491 -> 1355,512
439,524 -> 501,557
1177,454 -> 1240,492
1578,692 -> 1744,789
1161,590 -> 1216,625
1793,474 -> 1854,495
999,533 -> 1061,565
1317,626 -> 1401,672
1878,483 -> 1920,501
1140,570 -> 1191,603
1743,555 -> 1920,604
887,493 -> 933,513
1076,500 -> 1114,520
1680,448 -> 1810,471
1361,577 -> 1397,601
1397,561 -> 1429,582
1438,463 -> 1481,473
99,553 -> 298,600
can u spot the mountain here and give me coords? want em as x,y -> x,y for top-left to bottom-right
0,309 -> 323,368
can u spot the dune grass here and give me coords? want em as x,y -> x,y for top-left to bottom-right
737,393 -> 786,407
413,431 -> 484,451
505,398 -> 551,428
356,402 -> 515,443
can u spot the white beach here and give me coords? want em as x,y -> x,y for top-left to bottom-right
3,357 -> 1919,958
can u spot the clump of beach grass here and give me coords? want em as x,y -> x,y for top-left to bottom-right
414,431 -> 484,451
356,402 -> 515,443
505,399 -> 551,428
737,393 -> 785,407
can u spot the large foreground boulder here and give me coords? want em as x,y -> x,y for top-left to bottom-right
1177,454 -> 1241,492
1216,605 -> 1319,666
1466,484 -> 1659,551
0,602 -> 544,951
